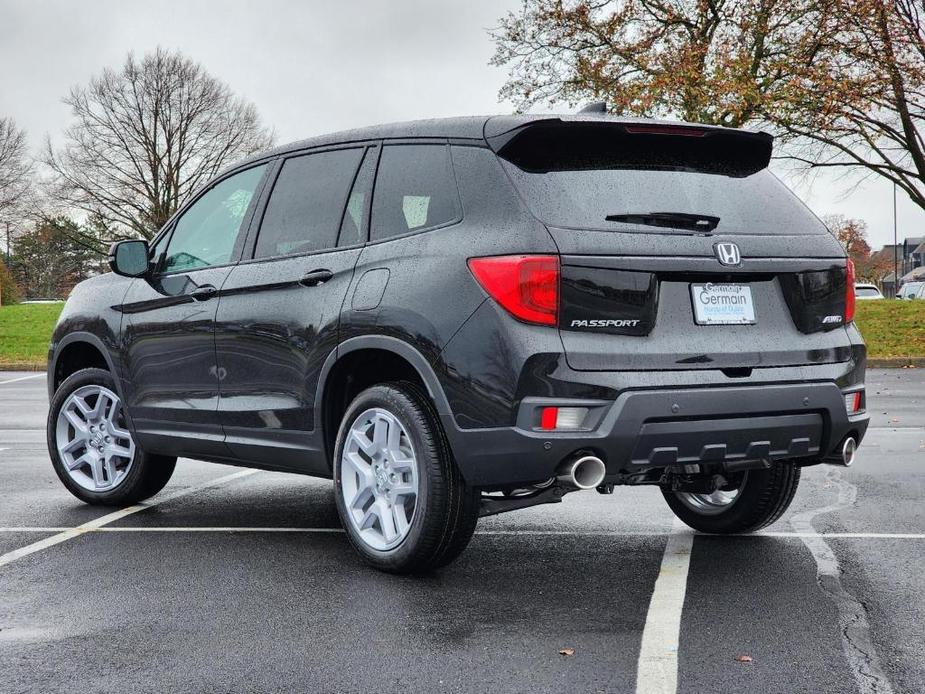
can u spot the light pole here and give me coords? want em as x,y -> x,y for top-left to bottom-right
893,182 -> 898,297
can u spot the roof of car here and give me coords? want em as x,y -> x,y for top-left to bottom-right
235,114 -> 770,169
900,267 -> 925,282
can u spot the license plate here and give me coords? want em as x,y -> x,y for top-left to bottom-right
691,283 -> 756,325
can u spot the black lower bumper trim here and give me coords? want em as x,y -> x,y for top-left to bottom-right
443,382 -> 869,487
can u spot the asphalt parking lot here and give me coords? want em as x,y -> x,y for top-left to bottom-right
1,369 -> 923,694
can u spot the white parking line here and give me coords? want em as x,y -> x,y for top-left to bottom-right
635,518 -> 693,694
0,374 -> 44,386
1,526 -> 924,538
482,530 -> 925,540
0,469 -> 258,568
94,526 -> 345,533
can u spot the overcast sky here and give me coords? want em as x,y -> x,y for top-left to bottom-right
1,0 -> 920,250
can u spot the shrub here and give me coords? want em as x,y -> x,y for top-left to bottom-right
0,260 -> 21,305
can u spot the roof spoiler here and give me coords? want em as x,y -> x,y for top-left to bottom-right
487,119 -> 773,178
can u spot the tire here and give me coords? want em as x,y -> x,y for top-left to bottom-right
661,463 -> 801,534
333,381 -> 479,574
47,367 -> 177,506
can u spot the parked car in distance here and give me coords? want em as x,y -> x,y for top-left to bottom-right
854,283 -> 884,300
46,114 -> 869,573
898,281 -> 924,299
914,283 -> 925,299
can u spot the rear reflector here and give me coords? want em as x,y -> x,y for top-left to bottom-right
539,406 -> 588,430
844,391 -> 862,414
540,407 -> 558,430
845,259 -> 856,323
468,255 -> 559,326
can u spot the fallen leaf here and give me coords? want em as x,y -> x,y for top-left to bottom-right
559,648 -> 575,657
735,655 -> 753,663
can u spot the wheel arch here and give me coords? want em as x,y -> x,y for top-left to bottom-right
316,336 -> 453,468
49,332 -> 120,399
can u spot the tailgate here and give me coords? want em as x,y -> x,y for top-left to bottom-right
556,233 -> 853,371
489,116 -> 855,372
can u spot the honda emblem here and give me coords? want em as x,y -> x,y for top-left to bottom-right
714,243 -> 741,266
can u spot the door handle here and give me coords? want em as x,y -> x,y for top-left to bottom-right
299,269 -> 334,287
190,284 -> 218,301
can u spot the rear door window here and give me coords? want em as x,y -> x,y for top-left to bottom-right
370,144 -> 460,242
254,148 -> 363,259
337,146 -> 378,247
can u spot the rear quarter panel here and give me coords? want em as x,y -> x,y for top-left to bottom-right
339,144 -> 557,371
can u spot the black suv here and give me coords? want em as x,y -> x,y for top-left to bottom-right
47,114 -> 868,573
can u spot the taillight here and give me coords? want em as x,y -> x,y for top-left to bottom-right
467,255 -> 559,326
845,259 -> 856,323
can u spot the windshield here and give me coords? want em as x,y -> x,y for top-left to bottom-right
502,161 -> 826,236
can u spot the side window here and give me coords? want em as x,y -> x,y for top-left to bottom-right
337,146 -> 378,247
163,164 -> 267,273
254,148 -> 363,259
370,144 -> 460,242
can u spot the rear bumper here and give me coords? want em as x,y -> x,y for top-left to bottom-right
443,381 -> 869,488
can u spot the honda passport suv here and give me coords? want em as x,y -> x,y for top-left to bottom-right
47,114 -> 868,573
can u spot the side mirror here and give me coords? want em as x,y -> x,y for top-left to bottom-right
108,239 -> 150,277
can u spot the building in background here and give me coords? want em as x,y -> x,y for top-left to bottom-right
902,237 -> 924,275
878,236 -> 925,297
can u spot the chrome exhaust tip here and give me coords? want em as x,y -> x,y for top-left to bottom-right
825,436 -> 858,467
558,454 -> 606,490
841,437 -> 857,467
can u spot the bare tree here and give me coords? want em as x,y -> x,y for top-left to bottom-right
0,117 -> 33,223
44,47 -> 274,242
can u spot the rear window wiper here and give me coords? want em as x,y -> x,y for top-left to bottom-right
604,211 -> 720,232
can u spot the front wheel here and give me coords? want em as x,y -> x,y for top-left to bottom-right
333,382 -> 479,574
661,463 -> 801,533
48,367 -> 177,506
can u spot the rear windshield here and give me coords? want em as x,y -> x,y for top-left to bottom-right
502,162 -> 825,236
497,124 -> 825,236
855,286 -> 881,297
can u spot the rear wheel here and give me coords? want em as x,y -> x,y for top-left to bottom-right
333,382 -> 479,574
661,464 -> 801,533
48,368 -> 176,506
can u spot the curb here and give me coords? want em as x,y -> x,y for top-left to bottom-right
0,363 -> 46,372
867,357 -> 925,368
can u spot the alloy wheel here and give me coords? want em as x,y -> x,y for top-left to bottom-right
55,384 -> 136,492
340,408 -> 419,551
675,472 -> 748,516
